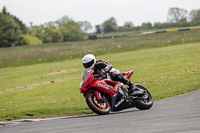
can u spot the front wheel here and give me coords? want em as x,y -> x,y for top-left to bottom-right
86,92 -> 111,115
135,85 -> 153,110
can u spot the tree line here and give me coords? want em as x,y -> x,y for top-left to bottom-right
0,6 -> 200,47
0,6 -> 92,47
0,7 -> 28,47
28,17 -> 90,43
96,7 -> 200,33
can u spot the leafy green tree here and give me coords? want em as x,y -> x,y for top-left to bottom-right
154,22 -> 162,28
28,25 -> 45,41
12,15 -> 27,34
57,16 -> 86,41
0,6 -> 29,47
0,12 -> 21,47
124,21 -> 134,28
78,21 -> 92,32
95,25 -> 102,34
141,22 -> 152,29
2,6 -> 9,15
2,6 -> 27,34
102,17 -> 118,33
15,35 -> 30,46
56,16 -> 71,25
43,22 -> 63,43
28,16 -> 86,43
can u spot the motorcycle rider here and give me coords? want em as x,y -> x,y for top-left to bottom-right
82,54 -> 136,93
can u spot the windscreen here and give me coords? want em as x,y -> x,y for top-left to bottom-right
82,70 -> 87,80
82,69 -> 91,80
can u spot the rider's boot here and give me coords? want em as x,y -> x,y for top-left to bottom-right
126,80 -> 134,90
125,79 -> 144,96
112,73 -> 144,96
125,80 -> 135,93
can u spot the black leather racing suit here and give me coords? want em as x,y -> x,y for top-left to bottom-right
93,60 -> 133,88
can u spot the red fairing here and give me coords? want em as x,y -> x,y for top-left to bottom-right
92,80 -> 118,96
80,69 -> 95,95
80,69 -> 133,97
122,70 -> 134,79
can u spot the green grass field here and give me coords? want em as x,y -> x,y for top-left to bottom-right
0,41 -> 200,121
1,30 -> 200,68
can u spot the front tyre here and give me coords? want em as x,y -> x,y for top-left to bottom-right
135,85 -> 153,110
86,92 -> 111,115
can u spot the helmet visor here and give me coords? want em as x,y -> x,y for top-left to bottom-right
83,59 -> 94,69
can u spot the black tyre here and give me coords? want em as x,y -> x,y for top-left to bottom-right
135,85 -> 153,110
86,92 -> 111,115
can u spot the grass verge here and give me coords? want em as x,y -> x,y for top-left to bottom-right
1,30 -> 200,68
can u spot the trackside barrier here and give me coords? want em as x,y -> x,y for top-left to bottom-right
155,31 -> 166,34
142,26 -> 200,35
190,27 -> 200,30
167,29 -> 178,32
178,28 -> 190,31
141,32 -> 155,35
88,26 -> 200,40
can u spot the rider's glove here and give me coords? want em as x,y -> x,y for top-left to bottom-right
104,65 -> 112,73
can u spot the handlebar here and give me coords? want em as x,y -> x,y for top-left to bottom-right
94,69 -> 108,79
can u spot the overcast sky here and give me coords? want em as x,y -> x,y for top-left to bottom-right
1,0 -> 200,29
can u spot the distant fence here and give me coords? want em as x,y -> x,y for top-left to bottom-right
87,26 -> 200,40
88,34 -> 127,40
88,34 -> 98,39
142,27 -> 200,35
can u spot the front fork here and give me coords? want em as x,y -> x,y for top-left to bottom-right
88,90 -> 107,103
93,90 -> 101,101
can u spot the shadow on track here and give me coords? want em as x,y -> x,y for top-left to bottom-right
61,109 -> 141,120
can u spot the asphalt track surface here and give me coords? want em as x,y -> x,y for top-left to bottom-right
1,89 -> 200,133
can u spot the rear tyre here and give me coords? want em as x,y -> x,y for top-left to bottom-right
86,92 -> 111,115
135,85 -> 153,110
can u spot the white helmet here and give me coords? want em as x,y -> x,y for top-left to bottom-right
82,54 -> 96,70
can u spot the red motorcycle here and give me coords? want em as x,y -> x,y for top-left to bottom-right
80,69 -> 153,115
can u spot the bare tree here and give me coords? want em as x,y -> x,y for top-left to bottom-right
167,7 -> 188,23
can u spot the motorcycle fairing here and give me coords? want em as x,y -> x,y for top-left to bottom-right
91,79 -> 118,97
110,89 -> 136,111
81,69 -> 136,111
81,69 -> 118,97
122,70 -> 134,79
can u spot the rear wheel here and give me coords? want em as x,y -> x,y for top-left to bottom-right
135,85 -> 153,110
86,92 -> 111,115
